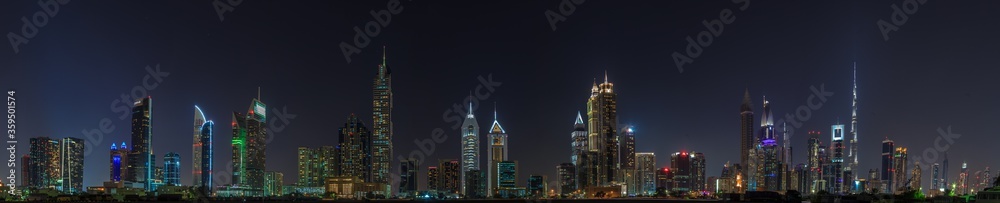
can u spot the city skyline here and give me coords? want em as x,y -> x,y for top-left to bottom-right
1,0 -> 998,196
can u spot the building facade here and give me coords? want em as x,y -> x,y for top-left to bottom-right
460,102 -> 480,195
487,107 -> 507,197
587,74 -> 619,187
193,106 -> 206,187
199,121 -> 214,195
399,159 -> 417,196
164,152 -> 180,186
371,47 -> 394,188
635,152 -> 656,196
60,137 -> 84,192
129,97 -> 153,190
556,163 -> 575,195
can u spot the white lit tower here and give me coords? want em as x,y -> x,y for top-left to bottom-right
460,100 -> 480,195
849,62 -> 860,184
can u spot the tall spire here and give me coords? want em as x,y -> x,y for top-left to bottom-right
490,102 -> 504,134
467,92 -> 474,118
382,45 -> 387,66
604,70 -> 608,84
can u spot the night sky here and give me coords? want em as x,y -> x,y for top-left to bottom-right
1,1 -> 999,191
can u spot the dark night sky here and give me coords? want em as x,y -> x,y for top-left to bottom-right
1,1 -> 998,191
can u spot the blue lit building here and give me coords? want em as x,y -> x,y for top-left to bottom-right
200,121 -> 214,195
165,152 -> 181,186
110,142 -> 130,182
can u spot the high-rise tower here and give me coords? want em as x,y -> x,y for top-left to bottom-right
372,46 -> 393,186
231,111 -> 248,187
807,131 -> 821,194
621,126 -> 636,194
849,63 -> 860,181
231,92 -> 268,196
460,101 -> 480,195
193,106 -> 206,187
338,114 -> 373,182
881,138 -> 894,194
571,112 -> 594,190
164,152 -> 180,186
740,89 -> 754,172
587,72 -> 619,186
245,97 -> 267,196
487,105 -> 507,197
60,137 -> 84,192
831,124 -> 846,193
199,121 -> 214,195
759,97 -> 781,191
129,97 -> 153,190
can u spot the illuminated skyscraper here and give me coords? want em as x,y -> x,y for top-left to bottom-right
759,97 -> 781,192
399,159 -> 417,196
587,72 -> 619,186
671,151 -> 692,193
740,89 -> 755,180
193,106 -> 206,187
571,112 -> 593,190
486,105 -> 507,197
849,63 -> 860,183
636,152 -> 656,196
497,161 -> 518,190
893,147 -> 908,193
232,111 -> 247,187
932,163 -> 940,193
129,97 -> 153,190
245,97 -> 268,195
692,152 -> 707,192
440,159 -> 461,194
296,146 -> 337,187
110,142 -> 129,183
60,137 -> 84,193
164,152 -> 180,186
372,47 -> 393,186
460,101 -> 480,195
942,153 -> 949,191
807,131 -> 821,194
428,166 -> 439,191
264,171 -> 283,197
556,163 -> 575,195
527,175 -> 546,197
831,124 -> 846,193
338,114 -> 372,182
620,126 -> 636,194
881,138 -> 894,194
199,121 -> 214,195
29,137 -> 59,189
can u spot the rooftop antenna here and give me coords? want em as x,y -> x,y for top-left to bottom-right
257,87 -> 261,100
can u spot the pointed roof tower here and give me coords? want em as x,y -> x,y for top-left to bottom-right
490,103 -> 505,134
740,88 -> 753,113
